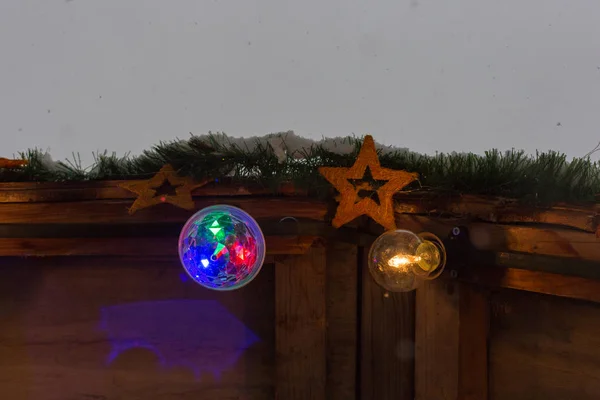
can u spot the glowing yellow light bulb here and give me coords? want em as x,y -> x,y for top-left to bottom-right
368,229 -> 447,292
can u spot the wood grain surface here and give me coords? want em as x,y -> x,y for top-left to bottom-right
0,258 -> 276,400
489,289 -> 600,400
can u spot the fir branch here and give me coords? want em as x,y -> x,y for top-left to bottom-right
2,132 -> 600,204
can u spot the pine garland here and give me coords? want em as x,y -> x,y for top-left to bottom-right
3,132 -> 600,204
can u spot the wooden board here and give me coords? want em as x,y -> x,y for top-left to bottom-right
0,180 -> 596,234
394,193 -> 599,233
0,236 -> 316,257
489,289 -> 600,400
415,279 -> 460,400
0,257 -> 275,400
325,242 -> 358,400
458,284 -> 489,400
455,265 -> 600,304
415,280 -> 489,400
275,246 -> 327,400
360,247 -> 415,400
0,198 -> 327,224
0,180 -> 303,203
392,214 -> 600,265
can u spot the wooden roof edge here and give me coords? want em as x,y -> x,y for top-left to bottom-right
0,179 -> 595,233
0,179 -> 306,203
0,180 -> 597,210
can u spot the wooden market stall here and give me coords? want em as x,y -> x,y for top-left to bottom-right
1,134 -> 600,400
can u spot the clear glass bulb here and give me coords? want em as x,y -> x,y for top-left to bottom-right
368,229 -> 443,292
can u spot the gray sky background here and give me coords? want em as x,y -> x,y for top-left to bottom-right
1,0 -> 600,165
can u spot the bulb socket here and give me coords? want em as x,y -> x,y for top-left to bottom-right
416,232 -> 447,280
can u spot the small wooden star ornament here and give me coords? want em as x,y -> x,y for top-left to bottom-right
119,165 -> 209,215
0,158 -> 28,169
319,135 -> 419,230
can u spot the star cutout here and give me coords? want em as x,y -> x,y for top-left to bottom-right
347,166 -> 388,205
119,165 -> 210,214
319,135 -> 419,230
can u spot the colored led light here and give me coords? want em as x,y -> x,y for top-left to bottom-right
178,205 -> 266,291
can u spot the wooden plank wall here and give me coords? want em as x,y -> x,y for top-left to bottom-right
0,257 -> 276,400
0,244 -> 366,400
14,235 -> 600,400
274,242 -> 418,400
416,275 -> 600,400
0,215 -> 420,400
0,242 -> 420,400
13,229 -> 600,400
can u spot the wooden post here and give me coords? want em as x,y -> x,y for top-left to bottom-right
360,247 -> 415,400
275,246 -> 327,400
458,285 -> 489,400
415,279 -> 460,400
326,242 -> 358,400
415,280 -> 489,400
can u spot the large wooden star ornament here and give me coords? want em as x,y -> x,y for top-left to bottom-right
319,135 -> 419,230
119,165 -> 209,215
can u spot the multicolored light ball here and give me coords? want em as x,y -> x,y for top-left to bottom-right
178,205 -> 266,291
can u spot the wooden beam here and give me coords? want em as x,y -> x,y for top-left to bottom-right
394,193 -> 599,233
360,247 -> 415,400
0,220 -> 369,242
483,251 -> 600,281
275,246 -> 327,400
0,197 -> 327,224
0,179 -> 304,202
0,236 -> 317,257
393,214 -> 600,264
456,265 -> 600,304
468,224 -> 600,261
0,255 -> 261,268
0,180 -> 595,235
325,242 -> 358,400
